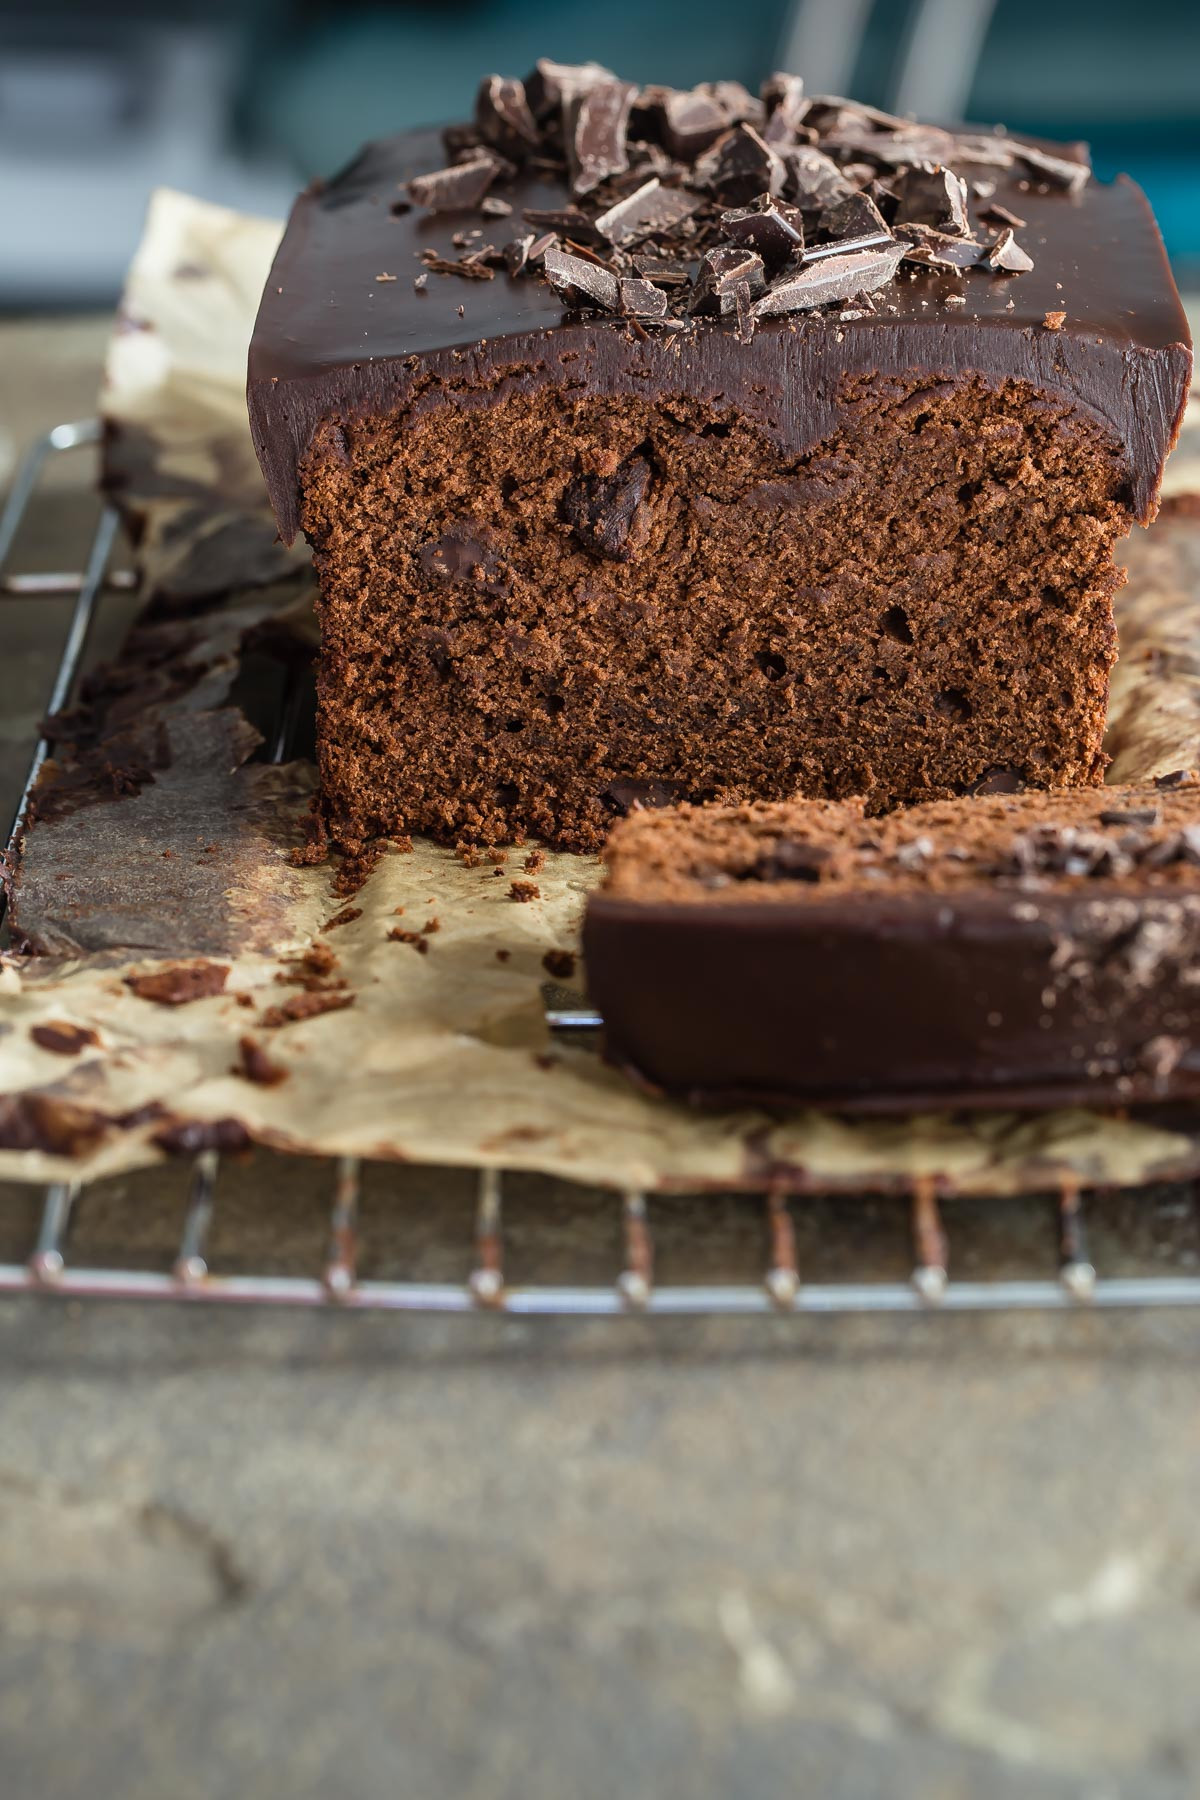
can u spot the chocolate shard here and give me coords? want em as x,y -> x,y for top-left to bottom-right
719,195 -> 805,266
781,145 -> 855,210
808,190 -> 892,257
475,75 -> 541,157
407,152 -> 506,212
566,78 -> 638,195
804,94 -> 918,136
752,241 -> 906,316
593,178 -> 700,247
985,227 -> 1035,274
980,199 -> 1027,229
524,58 -> 614,121
631,254 -> 692,287
636,85 -> 729,159
893,163 -> 971,235
522,204 -> 601,239
561,454 -> 652,561
760,71 -> 808,147
1009,140 -> 1091,194
733,281 -> 755,345
894,223 -> 986,270
822,123 -> 961,172
691,244 -> 766,315
618,276 -> 669,318
696,80 -> 765,129
693,124 -> 785,205
542,243 -> 619,311
442,121 -> 484,162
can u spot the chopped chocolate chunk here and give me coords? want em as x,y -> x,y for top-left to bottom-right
631,253 -> 692,286
522,205 -> 600,238
618,276 -> 669,318
1010,141 -> 1090,194
504,233 -> 535,274
475,74 -> 540,156
481,196 -> 513,217
593,178 -> 700,247
980,200 -> 1027,229
694,124 -> 784,205
542,244 -> 619,311
752,241 -> 905,315
408,153 -> 506,212
561,453 -> 652,561
524,57 -> 613,121
125,961 -> 229,1005
418,248 -> 496,282
566,78 -> 638,195
893,163 -> 970,235
781,145 -> 855,209
1099,807 -> 1160,828
760,71 -> 808,146
236,1035 -> 289,1086
1155,771 -> 1200,791
699,81 -> 764,128
894,223 -> 986,270
691,244 -> 766,315
509,878 -> 541,901
985,228 -> 1035,274
639,85 -> 729,159
719,195 -> 805,265
809,190 -> 893,256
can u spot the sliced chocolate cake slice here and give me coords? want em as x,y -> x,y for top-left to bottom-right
583,777 -> 1200,1111
248,64 -> 1191,854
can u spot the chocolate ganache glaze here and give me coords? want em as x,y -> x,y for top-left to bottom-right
249,73 -> 1190,546
583,783 -> 1200,1114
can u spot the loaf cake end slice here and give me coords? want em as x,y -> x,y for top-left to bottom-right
583,777 -> 1200,1110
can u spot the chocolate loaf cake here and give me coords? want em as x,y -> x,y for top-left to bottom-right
248,65 -> 1192,853
584,778 -> 1200,1111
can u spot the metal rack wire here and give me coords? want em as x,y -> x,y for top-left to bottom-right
3,421 -> 1200,1316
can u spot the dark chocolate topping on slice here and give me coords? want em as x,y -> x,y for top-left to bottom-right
593,178 -> 700,247
719,196 -> 805,265
407,153 -> 507,212
566,78 -> 638,195
892,163 -> 971,235
249,65 -> 1192,545
751,242 -> 906,316
475,76 -> 541,157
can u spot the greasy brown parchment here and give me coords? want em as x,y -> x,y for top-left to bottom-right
1,187 -> 1199,1194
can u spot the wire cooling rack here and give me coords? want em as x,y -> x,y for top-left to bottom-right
3,420 -> 1200,1316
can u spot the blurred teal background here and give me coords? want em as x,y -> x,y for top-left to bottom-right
1,0 -> 1196,303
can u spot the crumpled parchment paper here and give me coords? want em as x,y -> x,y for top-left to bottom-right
2,186 -> 1198,1195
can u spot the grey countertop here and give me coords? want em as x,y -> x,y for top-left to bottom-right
1,316 -> 1199,1800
